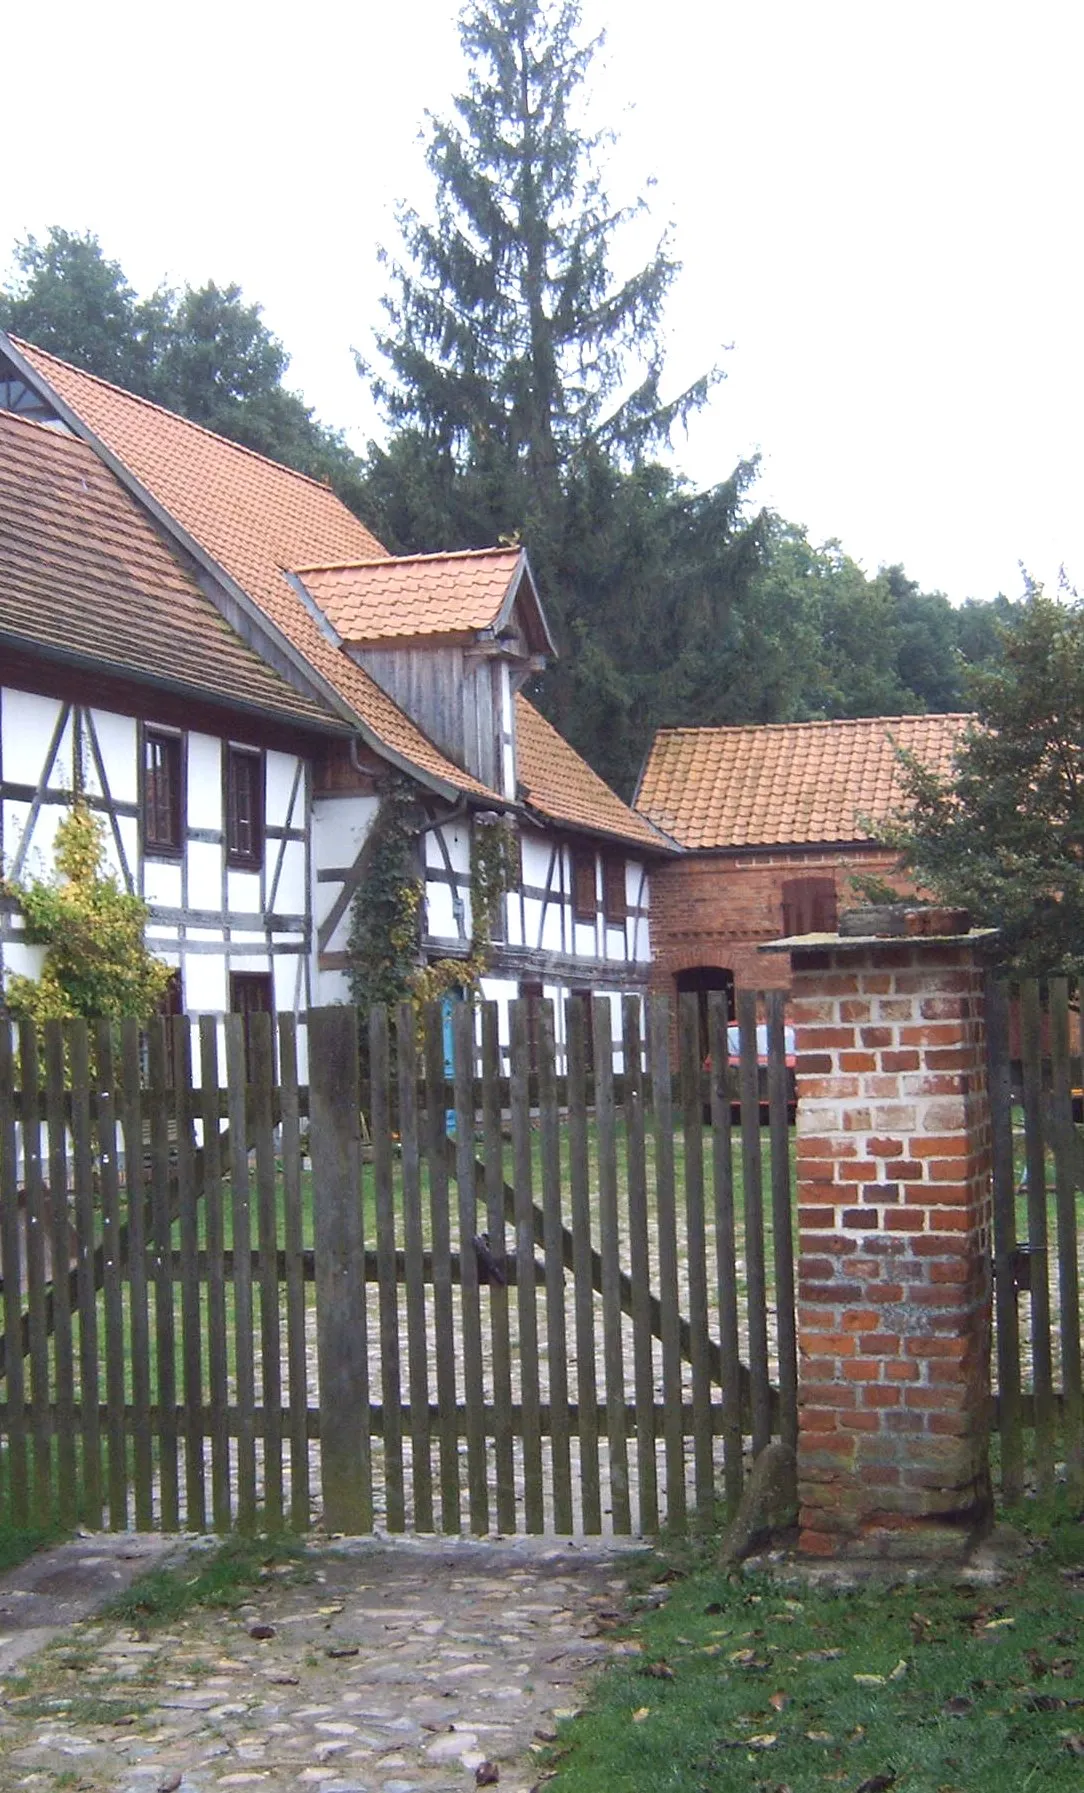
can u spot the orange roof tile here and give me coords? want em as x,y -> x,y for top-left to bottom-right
636,714 -> 972,849
297,547 -> 525,642
9,339 -> 495,799
0,409 -> 339,732
516,697 -> 675,852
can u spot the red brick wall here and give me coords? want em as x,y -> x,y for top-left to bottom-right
649,846 -> 912,999
789,939 -> 993,1557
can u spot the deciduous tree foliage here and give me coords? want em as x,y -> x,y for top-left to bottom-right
885,586 -> 1084,972
0,230 -> 366,504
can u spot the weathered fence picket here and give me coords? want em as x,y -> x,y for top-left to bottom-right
0,990 -> 817,1538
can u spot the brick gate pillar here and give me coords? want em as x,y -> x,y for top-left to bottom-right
783,930 -> 994,1558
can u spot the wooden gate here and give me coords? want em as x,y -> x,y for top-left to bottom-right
986,975 -> 1084,1498
0,992 -> 798,1536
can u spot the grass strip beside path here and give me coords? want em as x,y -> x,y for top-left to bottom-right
546,1495 -> 1084,1792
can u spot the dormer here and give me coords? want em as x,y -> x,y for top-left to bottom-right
292,547 -> 555,797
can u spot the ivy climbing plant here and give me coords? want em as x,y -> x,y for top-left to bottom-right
1,802 -> 171,1026
346,779 -> 519,1015
346,774 -> 427,1014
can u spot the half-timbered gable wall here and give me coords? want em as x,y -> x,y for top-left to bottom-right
0,674 -> 314,1042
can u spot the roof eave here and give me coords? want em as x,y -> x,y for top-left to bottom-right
0,630 -> 352,738
523,801 -> 681,856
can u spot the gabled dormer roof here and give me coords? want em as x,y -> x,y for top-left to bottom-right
295,546 -> 555,654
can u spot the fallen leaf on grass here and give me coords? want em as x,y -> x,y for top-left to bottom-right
769,1690 -> 789,1712
642,1661 -> 675,1681
982,1616 -> 1015,1631
805,1729 -> 833,1743
888,1659 -> 908,1681
798,1647 -> 843,1661
729,1647 -> 772,1670
1062,1734 -> 1084,1757
631,1706 -> 651,1723
1051,1657 -> 1077,1678
854,1673 -> 885,1688
745,1732 -> 778,1750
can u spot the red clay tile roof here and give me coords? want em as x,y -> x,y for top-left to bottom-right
10,339 -> 495,799
297,547 -> 528,642
516,697 -> 675,852
0,409 -> 341,732
636,714 -> 972,849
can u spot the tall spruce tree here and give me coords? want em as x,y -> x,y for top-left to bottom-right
364,0 -> 774,792
371,0 -> 712,503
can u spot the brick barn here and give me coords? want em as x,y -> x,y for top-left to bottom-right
635,713 -> 970,1013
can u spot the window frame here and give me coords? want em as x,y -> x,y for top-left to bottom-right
229,970 -> 275,1080
225,744 -> 265,872
142,726 -> 185,859
570,844 -> 597,924
602,853 -> 628,926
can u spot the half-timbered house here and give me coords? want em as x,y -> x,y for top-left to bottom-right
0,333 -> 672,1062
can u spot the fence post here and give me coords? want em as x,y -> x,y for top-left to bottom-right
309,1005 -> 370,1534
783,927 -> 994,1558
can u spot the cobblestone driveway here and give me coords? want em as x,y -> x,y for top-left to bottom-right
0,1535 -> 639,1793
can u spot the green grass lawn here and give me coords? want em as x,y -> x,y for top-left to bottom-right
545,1494 -> 1084,1792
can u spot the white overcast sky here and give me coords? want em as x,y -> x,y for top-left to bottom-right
2,0 -> 1080,605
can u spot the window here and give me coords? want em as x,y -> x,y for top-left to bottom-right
602,854 -> 627,925
230,971 -> 274,1080
143,729 -> 183,854
226,747 -> 264,870
155,970 -> 183,1083
781,876 -> 838,937
571,846 -> 597,922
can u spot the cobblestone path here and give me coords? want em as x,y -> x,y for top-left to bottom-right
0,1535 -> 640,1793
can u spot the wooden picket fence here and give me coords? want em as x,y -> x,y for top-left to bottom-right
986,976 -> 1084,1498
0,990 -> 798,1537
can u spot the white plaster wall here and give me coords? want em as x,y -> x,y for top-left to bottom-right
315,963 -> 351,1006
265,751 -> 299,829
187,735 -> 222,830
425,878 -> 460,941
505,893 -> 523,946
183,951 -> 227,1014
521,833 -> 551,887
313,794 -> 378,874
227,869 -> 261,915
90,710 -> 138,804
143,861 -> 183,908
2,940 -> 46,981
1,691 -> 65,785
272,839 -> 307,915
187,842 -> 221,911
